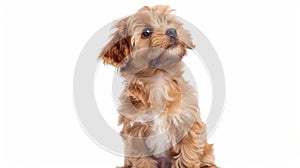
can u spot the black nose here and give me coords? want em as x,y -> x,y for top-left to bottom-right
165,28 -> 177,38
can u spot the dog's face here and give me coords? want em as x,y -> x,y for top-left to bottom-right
99,5 -> 194,67
100,6 -> 193,114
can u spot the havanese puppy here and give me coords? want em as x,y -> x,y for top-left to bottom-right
99,5 -> 217,168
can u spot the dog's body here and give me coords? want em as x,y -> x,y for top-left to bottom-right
99,6 -> 217,168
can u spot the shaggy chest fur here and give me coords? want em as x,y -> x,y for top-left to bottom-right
121,99 -> 198,168
115,48 -> 214,167
118,78 -> 199,157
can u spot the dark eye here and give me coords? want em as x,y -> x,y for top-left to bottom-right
142,28 -> 153,37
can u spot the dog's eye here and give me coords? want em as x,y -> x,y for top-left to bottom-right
142,28 -> 153,37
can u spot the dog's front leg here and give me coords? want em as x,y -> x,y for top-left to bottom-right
119,120 -> 157,168
170,117 -> 217,168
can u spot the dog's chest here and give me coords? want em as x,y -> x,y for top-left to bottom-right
142,116 -> 174,158
152,117 -> 168,134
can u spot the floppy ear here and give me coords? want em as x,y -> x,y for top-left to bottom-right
186,40 -> 195,50
180,30 -> 195,50
99,17 -> 131,66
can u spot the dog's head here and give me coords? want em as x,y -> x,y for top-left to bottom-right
99,5 -> 194,67
100,6 -> 193,114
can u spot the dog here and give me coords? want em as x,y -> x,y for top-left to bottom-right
99,5 -> 217,168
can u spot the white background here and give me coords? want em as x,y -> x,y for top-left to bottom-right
1,0 -> 300,167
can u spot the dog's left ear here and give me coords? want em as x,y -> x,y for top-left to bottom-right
99,17 -> 131,67
182,32 -> 195,50
186,42 -> 195,50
